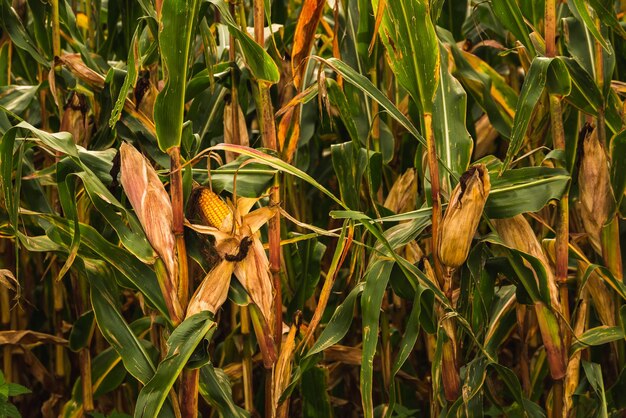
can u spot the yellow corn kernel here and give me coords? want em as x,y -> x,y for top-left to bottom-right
196,187 -> 230,228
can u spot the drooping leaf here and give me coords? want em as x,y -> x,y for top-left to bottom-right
489,0 -> 536,56
86,261 -> 157,385
501,57 -> 571,172
207,0 -> 280,84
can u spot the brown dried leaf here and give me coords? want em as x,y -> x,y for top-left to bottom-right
0,330 -> 67,346
291,0 -> 326,89
186,259 -> 235,318
233,237 -> 274,326
578,126 -> 614,253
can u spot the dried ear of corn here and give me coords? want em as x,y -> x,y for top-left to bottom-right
438,164 -> 490,270
384,169 -> 417,215
494,215 -> 561,310
494,215 -> 566,379
120,142 -> 182,322
578,125 -> 614,253
134,70 -> 158,122
60,92 -> 89,145
223,99 -> 250,163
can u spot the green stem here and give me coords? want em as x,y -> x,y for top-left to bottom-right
51,0 -> 61,57
601,218 -> 623,280
241,306 -> 254,412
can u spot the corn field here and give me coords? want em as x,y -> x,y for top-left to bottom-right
1,0 -> 626,416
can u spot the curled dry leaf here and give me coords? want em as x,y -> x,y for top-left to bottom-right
0,330 -> 67,346
291,0 -> 326,89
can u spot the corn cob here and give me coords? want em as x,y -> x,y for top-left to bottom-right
438,164 -> 490,270
195,187 -> 231,229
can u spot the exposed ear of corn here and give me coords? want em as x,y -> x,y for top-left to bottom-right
194,187 -> 232,230
438,164 -> 490,271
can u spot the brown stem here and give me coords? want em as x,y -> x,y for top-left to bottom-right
545,0 -> 557,58
553,378 -> 564,418
51,0 -> 61,57
169,147 -> 195,414
241,306 -> 254,412
80,349 -> 94,412
546,5 -> 569,413
424,113 -> 442,280
169,147 -> 189,312
180,369 -> 199,418
253,0 -> 282,355
548,95 -> 570,325
254,0 -> 264,46
254,0 -> 282,411
229,0 -> 241,161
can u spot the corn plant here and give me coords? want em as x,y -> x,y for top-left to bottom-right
1,0 -> 626,417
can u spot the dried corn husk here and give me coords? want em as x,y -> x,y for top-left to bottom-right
438,164 -> 490,270
384,169 -> 417,215
60,92 -> 89,145
223,99 -> 250,163
120,142 -> 182,322
578,126 -> 614,253
494,215 -> 566,379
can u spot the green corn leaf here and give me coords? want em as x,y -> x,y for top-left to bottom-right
154,0 -> 200,151
489,0 -> 536,56
134,312 -> 215,418
433,41 -> 472,187
86,261 -> 157,385
372,0 -> 440,114
569,0 -> 610,52
207,0 -> 280,84
360,259 -> 394,418
501,57 -> 571,173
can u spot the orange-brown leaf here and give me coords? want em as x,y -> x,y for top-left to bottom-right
291,0 -> 326,89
